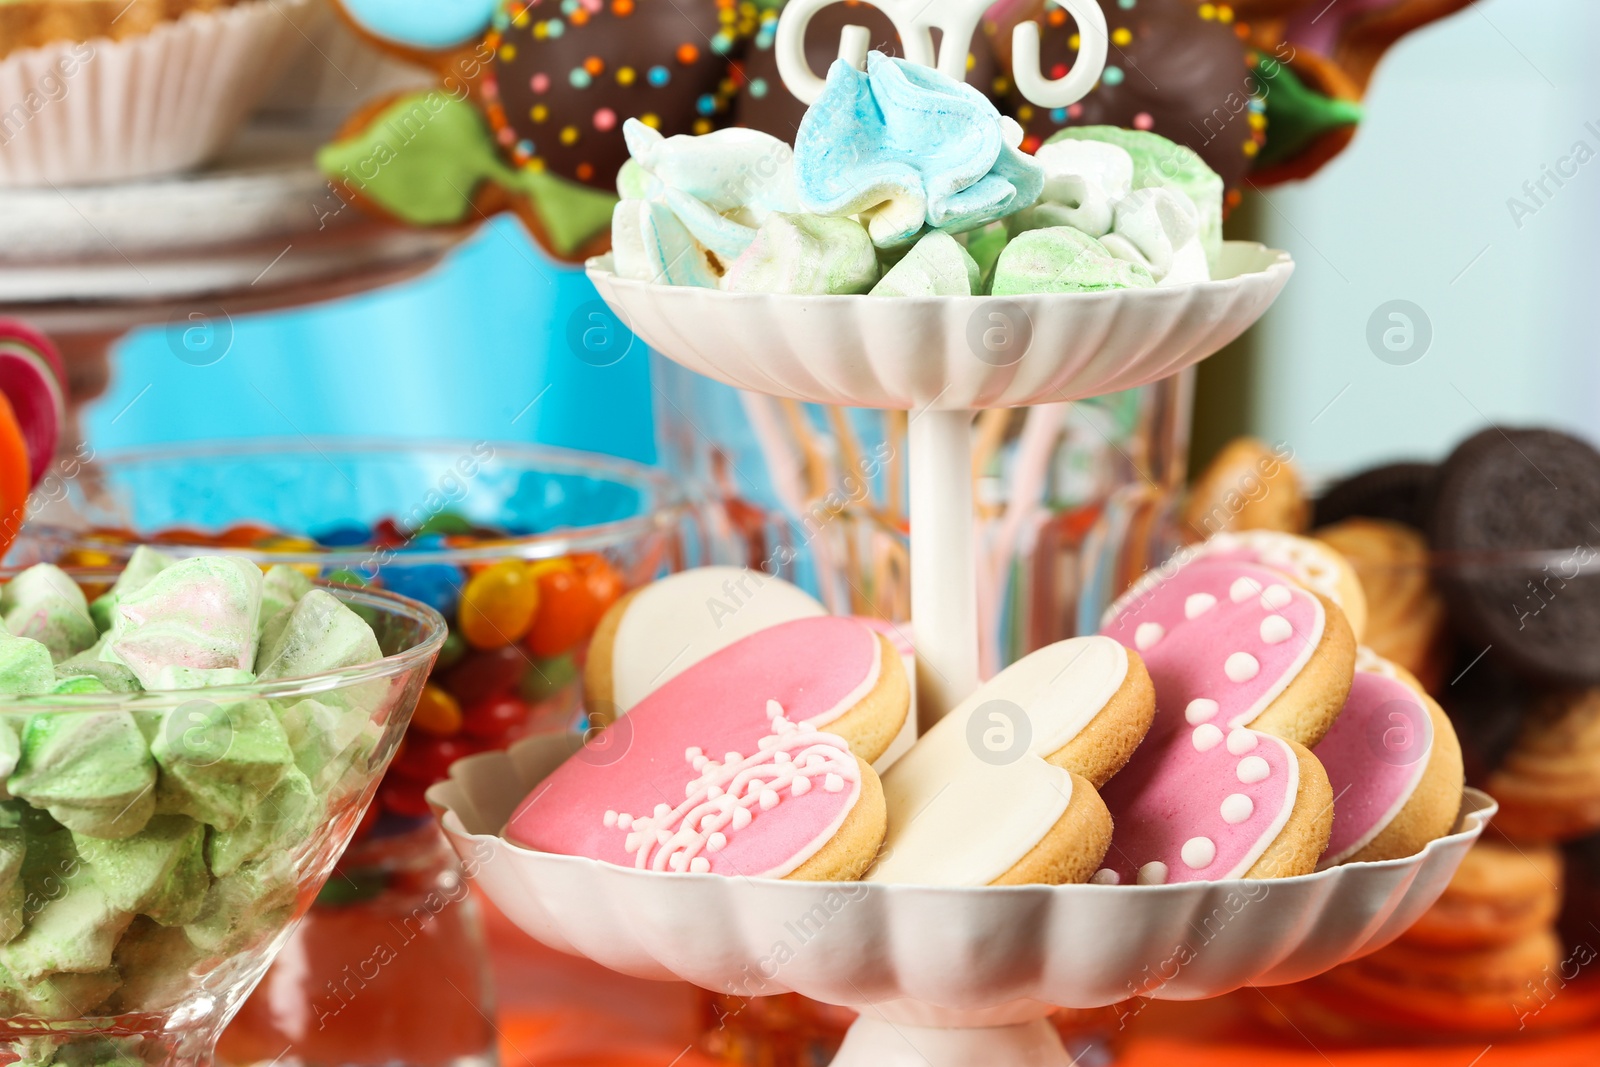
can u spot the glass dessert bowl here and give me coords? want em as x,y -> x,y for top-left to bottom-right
0,566 -> 446,1067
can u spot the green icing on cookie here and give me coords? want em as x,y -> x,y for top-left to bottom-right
1251,53 -> 1364,170
317,90 -> 618,257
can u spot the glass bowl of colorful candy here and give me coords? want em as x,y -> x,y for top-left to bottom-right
25,439 -> 693,834
0,554 -> 446,1066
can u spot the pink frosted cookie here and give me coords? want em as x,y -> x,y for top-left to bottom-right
1094,554 -> 1356,884
508,616 -> 901,880
1315,649 -> 1464,867
584,566 -> 827,722
1194,530 -> 1369,644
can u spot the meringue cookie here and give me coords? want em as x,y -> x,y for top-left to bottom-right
611,199 -> 721,288
618,120 -> 799,266
1021,139 -> 1134,238
871,232 -> 981,297
1,564 -> 96,663
722,213 -> 879,295
1100,188 -> 1210,286
795,52 -> 1045,249
991,226 -> 1156,295
1045,126 -> 1225,269
101,557 -> 264,690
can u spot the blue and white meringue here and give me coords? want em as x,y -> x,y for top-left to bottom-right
611,119 -> 800,278
794,52 -> 1045,250
611,199 -> 720,288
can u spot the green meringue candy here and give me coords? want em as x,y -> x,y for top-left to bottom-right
990,227 -> 1156,296
1045,126 -> 1225,269
205,768 -> 319,878
184,851 -> 297,957
255,590 -> 381,682
102,556 -> 263,690
2,833 -> 132,981
277,698 -> 380,800
0,967 -> 122,1021
722,213 -> 878,295
150,698 -> 294,832
71,816 -> 208,927
55,639 -> 141,695
870,232 -> 981,297
150,667 -> 258,692
0,566 -> 97,664
258,565 -> 313,635
111,917 -> 202,1014
0,631 -> 57,697
7,713 -> 157,840
89,546 -> 176,634
0,827 -> 24,942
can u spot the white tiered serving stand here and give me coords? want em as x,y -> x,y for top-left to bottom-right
430,3 -> 1494,1063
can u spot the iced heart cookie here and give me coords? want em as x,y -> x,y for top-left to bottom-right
868,636 -> 1146,887
1094,553 -> 1355,883
585,566 -> 825,719
508,616 -> 899,879
1314,650 -> 1463,867
882,636 -> 1154,792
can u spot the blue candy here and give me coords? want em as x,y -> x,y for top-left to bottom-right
340,0 -> 500,50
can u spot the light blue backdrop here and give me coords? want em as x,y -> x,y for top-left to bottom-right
86,217 -> 657,464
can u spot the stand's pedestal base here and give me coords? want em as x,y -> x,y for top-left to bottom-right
834,1016 -> 1070,1067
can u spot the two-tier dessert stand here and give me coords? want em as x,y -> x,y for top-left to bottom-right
431,2 -> 1493,1063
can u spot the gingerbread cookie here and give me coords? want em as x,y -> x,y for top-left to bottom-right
1094,549 -> 1355,883
1313,650 -> 1463,867
1488,688 -> 1600,843
868,637 -> 1150,887
585,566 -> 826,720
1315,518 -> 1449,690
1183,438 -> 1308,542
508,616 -> 904,879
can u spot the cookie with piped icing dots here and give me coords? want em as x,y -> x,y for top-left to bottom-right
509,616 -> 898,879
1314,649 -> 1463,867
1093,549 -> 1356,883
1192,529 -> 1368,645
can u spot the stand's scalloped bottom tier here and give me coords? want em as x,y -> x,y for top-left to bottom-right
430,733 -> 1492,1018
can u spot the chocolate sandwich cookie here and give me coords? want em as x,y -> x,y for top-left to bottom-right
1430,428 -> 1600,687
1313,461 -> 1437,531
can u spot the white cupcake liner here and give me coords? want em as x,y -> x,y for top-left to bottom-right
0,0 -> 311,188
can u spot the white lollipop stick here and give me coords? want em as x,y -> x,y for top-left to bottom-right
1011,1 -> 1108,109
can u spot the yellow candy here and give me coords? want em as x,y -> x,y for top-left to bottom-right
459,559 -> 541,649
412,685 -> 463,737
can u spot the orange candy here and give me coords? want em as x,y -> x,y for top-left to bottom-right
459,559 -> 541,649
526,564 -> 600,658
0,393 -> 30,560
412,684 -> 464,737
573,553 -> 624,613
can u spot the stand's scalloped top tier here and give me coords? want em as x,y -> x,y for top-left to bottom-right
587,242 -> 1292,412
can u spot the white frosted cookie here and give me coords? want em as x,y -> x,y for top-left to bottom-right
869,637 -> 1146,887
585,566 -> 825,719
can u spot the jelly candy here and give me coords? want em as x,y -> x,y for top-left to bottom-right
526,566 -> 599,658
519,653 -> 577,703
410,685 -> 463,737
313,522 -> 374,547
458,560 -> 539,649
435,646 -> 528,708
462,695 -> 528,742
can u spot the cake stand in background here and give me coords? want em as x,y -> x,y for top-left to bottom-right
0,124 -> 470,448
